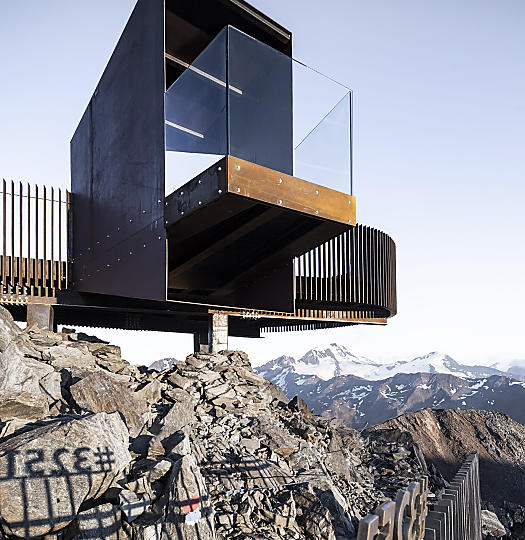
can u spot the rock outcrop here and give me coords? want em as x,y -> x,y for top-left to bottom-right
0,306 -> 430,539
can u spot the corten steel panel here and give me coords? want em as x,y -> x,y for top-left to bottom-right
227,156 -> 356,224
71,0 -> 166,301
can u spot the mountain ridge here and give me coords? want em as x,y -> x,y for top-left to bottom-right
256,344 -> 525,387
255,345 -> 525,430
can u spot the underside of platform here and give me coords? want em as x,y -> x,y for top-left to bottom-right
165,156 -> 355,312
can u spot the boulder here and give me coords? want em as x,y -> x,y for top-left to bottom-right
0,306 -> 20,352
167,373 -> 193,391
40,370 -> 66,415
0,341 -> 52,420
135,521 -> 162,540
324,429 -> 353,481
0,418 -> 29,439
70,371 -> 148,437
148,402 -> 195,456
0,412 -> 131,537
161,453 -> 215,539
42,344 -> 97,371
135,379 -> 164,406
27,328 -> 64,349
293,489 -> 336,540
482,509 -> 507,537
205,383 -> 230,399
120,489 -> 154,522
130,458 -> 173,485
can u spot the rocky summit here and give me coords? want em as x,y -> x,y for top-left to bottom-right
0,306 -> 434,539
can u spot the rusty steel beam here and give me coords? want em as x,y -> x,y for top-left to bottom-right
227,155 -> 356,226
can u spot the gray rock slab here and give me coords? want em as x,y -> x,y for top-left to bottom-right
168,373 -> 193,391
75,503 -> 121,539
482,509 -> 506,537
149,403 -> 195,456
120,490 -> 154,522
0,306 -> 21,352
161,454 -> 215,540
42,344 -> 97,370
0,341 -> 52,420
205,383 -> 230,399
135,379 -> 163,406
40,370 -> 65,415
70,371 -> 148,437
0,412 -> 131,537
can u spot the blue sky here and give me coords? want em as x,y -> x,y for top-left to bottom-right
0,1 -> 524,367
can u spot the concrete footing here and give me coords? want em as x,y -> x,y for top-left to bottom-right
27,303 -> 55,331
193,313 -> 229,353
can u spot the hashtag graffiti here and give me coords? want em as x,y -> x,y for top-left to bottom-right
93,447 -> 115,472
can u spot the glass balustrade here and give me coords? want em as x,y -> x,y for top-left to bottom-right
165,26 -> 352,196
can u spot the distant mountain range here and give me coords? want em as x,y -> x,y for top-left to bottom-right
254,345 -> 525,429
255,345 -> 525,384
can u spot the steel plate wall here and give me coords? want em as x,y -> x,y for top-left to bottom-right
70,0 -> 166,301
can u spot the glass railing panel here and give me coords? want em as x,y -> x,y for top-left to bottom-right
165,28 -> 227,194
293,60 -> 352,194
164,25 -> 352,196
294,91 -> 352,194
227,26 -> 293,175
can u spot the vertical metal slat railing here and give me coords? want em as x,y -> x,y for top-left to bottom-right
0,181 -> 69,300
294,224 -> 397,319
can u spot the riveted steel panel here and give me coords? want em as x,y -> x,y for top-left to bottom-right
71,0 -> 166,301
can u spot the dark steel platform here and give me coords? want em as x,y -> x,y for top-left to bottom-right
165,156 -> 354,312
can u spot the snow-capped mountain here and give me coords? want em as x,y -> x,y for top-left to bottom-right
254,345 -> 525,429
490,359 -> 525,379
376,351 -> 510,380
256,345 -> 381,385
262,370 -> 525,430
255,345 -> 518,393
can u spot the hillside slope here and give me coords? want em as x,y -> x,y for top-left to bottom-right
367,408 -> 525,507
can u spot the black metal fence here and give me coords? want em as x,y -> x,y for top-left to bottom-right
425,452 -> 482,540
295,224 -> 397,318
357,452 -> 482,540
0,180 -> 69,300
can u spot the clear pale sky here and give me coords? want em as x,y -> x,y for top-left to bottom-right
0,1 -> 524,367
